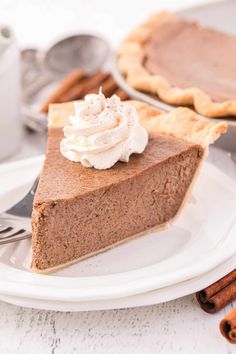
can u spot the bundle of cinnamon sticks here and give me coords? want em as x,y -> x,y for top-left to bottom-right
196,269 -> 236,343
40,68 -> 130,113
196,269 -> 236,313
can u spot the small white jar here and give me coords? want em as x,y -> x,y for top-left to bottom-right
0,26 -> 21,160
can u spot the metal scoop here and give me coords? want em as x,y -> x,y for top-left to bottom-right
21,34 -> 110,131
44,34 -> 110,75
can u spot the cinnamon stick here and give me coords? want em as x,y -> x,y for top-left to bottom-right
86,78 -> 130,100
59,71 -> 109,102
100,76 -> 119,97
198,270 -> 236,302
220,308 -> 236,344
196,270 -> 236,313
86,75 -> 118,97
86,77 -> 111,95
40,68 -> 84,113
115,88 -> 130,101
40,70 -> 128,114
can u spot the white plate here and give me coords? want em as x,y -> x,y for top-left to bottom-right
0,253 -> 235,312
0,156 -> 235,302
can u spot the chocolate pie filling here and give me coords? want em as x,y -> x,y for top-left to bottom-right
31,127 -> 203,271
144,20 -> 236,102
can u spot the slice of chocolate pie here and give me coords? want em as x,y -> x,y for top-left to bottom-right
31,93 -> 226,273
118,11 -> 236,117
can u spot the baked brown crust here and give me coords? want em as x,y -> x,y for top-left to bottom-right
129,101 -> 227,148
118,11 -> 236,118
49,100 -> 227,148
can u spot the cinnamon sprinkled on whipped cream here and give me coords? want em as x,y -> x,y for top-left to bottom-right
60,89 -> 148,170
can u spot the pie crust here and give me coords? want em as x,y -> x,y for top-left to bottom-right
49,100 -> 227,147
118,11 -> 236,118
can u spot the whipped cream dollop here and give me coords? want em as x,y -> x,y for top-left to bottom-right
60,89 -> 148,170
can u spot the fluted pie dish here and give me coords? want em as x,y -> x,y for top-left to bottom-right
31,98 -> 226,273
118,11 -> 236,118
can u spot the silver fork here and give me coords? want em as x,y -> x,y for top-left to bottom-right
0,178 -> 38,245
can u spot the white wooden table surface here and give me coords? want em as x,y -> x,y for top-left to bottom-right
1,0 -> 236,353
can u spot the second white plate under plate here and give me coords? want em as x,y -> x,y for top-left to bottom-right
0,156 -> 235,302
0,252 -> 234,312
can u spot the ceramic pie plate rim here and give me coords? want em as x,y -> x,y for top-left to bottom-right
112,0 -> 236,129
112,62 -> 236,129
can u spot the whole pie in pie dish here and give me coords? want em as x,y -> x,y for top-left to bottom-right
118,11 -> 236,118
31,94 -> 226,274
